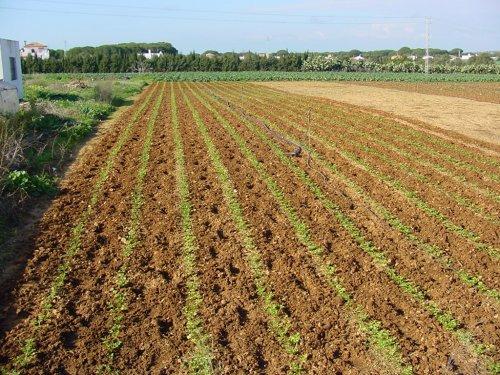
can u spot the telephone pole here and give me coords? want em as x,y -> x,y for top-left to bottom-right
424,17 -> 431,74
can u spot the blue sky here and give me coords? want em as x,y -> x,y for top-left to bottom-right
0,0 -> 499,53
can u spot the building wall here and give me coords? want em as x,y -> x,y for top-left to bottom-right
0,83 -> 19,114
0,39 -> 24,99
20,46 -> 50,60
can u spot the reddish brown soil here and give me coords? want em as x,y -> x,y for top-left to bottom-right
1,82 -> 498,374
223,84 -> 500,243
190,84 -> 499,373
210,83 -> 500,288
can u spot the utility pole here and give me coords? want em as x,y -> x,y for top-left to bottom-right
424,17 -> 431,74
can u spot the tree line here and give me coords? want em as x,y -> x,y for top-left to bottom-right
21,42 -> 498,74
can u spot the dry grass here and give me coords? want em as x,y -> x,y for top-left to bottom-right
353,81 -> 500,104
257,81 -> 500,146
0,116 -> 24,183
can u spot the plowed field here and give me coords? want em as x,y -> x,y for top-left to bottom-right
1,82 -> 499,375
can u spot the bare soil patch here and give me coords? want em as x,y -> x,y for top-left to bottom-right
257,81 -> 500,146
354,81 -> 500,104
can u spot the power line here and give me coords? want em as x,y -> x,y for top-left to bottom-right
432,17 -> 500,36
11,0 -> 426,20
0,6 -> 425,25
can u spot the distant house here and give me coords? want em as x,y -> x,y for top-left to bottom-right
138,49 -> 164,59
20,42 -> 50,60
408,55 -> 418,61
0,38 -> 23,100
352,55 -> 365,61
461,53 -> 477,61
390,54 -> 404,60
422,55 -> 434,61
204,52 -> 216,59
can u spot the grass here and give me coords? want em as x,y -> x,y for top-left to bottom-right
188,83 -> 413,375
171,83 -> 214,374
0,75 -> 151,277
198,84 -> 498,367
101,84 -> 165,370
0,85 -> 156,375
180,84 -> 307,372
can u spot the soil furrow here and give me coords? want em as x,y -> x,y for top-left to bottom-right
188,83 -> 492,374
0,84 -> 159,373
227,83 -> 500,216
209,83 -> 500,283
194,83 -> 496,374
177,83 -> 292,373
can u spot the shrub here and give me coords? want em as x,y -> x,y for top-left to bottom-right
78,101 -> 113,120
3,170 -> 56,196
93,80 -> 114,103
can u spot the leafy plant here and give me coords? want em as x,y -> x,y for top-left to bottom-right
3,170 -> 56,195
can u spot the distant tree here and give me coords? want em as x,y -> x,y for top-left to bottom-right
469,53 -> 494,65
275,49 -> 289,56
450,48 -> 463,57
348,49 -> 362,57
398,47 -> 412,55
129,59 -> 150,73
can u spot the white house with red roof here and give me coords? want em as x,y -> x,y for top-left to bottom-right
20,42 -> 50,60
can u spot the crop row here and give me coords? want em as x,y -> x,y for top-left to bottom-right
213,84 -> 500,265
235,83 -> 499,186
100,84 -> 165,371
190,84 -> 499,373
171,85 -> 214,373
217,86 -> 499,301
226,84 -> 499,223
180,86 -> 308,373
0,85 -> 158,375
186,84 -> 414,374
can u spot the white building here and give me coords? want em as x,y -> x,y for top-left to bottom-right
138,49 -> 164,59
352,55 -> 365,61
20,42 -> 50,60
0,38 -> 23,100
461,53 -> 477,61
